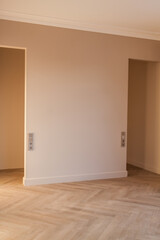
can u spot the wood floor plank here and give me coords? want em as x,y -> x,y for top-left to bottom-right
0,165 -> 160,240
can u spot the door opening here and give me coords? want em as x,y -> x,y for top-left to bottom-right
127,59 -> 160,175
0,46 -> 26,184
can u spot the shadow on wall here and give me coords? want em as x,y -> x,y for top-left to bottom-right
127,59 -> 160,174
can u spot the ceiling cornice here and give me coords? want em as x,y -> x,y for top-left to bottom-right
1,9 -> 160,41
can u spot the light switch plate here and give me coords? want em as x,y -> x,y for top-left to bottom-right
121,132 -> 126,147
28,133 -> 34,151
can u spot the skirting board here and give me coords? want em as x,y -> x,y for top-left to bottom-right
128,161 -> 160,175
23,170 -> 128,186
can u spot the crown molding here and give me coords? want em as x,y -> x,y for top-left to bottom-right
1,9 -> 160,41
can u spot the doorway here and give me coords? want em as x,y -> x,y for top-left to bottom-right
0,46 -> 26,182
127,59 -> 160,174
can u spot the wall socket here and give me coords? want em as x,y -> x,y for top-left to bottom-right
121,132 -> 126,147
28,133 -> 34,151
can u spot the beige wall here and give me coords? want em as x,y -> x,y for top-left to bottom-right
0,20 -> 160,185
0,47 -> 24,170
127,60 -> 160,174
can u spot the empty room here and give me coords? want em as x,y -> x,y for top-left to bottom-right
0,0 -> 160,239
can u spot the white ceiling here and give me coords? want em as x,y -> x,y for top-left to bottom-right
0,0 -> 160,40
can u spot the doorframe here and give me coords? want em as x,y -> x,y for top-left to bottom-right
0,45 -> 27,181
127,57 -> 160,173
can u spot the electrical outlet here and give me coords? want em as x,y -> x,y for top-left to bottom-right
28,133 -> 34,151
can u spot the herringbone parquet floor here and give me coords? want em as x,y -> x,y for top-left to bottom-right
0,165 -> 160,240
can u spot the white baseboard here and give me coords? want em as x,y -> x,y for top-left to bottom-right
23,170 -> 128,186
128,160 -> 160,174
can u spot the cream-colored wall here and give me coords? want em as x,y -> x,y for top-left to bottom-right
0,20 -> 160,185
127,60 -> 160,174
0,47 -> 24,170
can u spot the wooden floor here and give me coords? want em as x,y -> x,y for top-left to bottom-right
0,165 -> 160,240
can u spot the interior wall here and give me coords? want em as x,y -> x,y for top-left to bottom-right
0,47 -> 24,170
127,60 -> 160,174
0,20 -> 160,185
